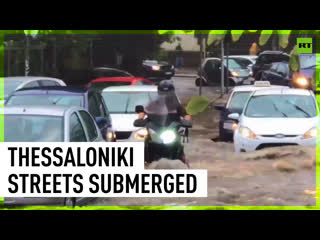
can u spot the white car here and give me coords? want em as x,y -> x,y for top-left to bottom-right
101,85 -> 159,141
1,76 -> 66,105
231,88 -> 319,152
215,82 -> 288,141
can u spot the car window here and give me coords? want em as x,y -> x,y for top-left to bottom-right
39,80 -> 60,86
88,94 -> 101,118
79,111 -> 98,141
228,91 -> 251,113
97,94 -> 108,116
276,64 -> 288,76
70,113 -> 87,142
23,80 -> 40,88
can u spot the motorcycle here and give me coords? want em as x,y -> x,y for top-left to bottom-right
134,105 -> 192,165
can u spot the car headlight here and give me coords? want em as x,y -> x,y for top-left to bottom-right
239,127 -> 257,139
152,66 -> 161,71
303,127 -> 317,139
231,71 -> 239,77
134,128 -> 149,140
295,77 -> 308,87
160,130 -> 176,144
232,122 -> 238,131
106,130 -> 116,141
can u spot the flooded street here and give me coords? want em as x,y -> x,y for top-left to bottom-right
89,76 -> 317,206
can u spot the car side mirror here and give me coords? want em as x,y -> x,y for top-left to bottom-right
95,117 -> 111,129
135,105 -> 144,113
228,113 -> 240,121
214,103 -> 226,111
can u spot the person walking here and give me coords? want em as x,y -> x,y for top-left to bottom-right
175,43 -> 184,68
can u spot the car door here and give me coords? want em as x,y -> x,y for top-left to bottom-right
78,110 -> 104,142
69,112 -> 89,142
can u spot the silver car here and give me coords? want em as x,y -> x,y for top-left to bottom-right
3,105 -> 104,207
1,76 -> 66,105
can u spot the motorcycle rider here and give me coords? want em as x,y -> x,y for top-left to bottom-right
134,80 -> 192,166
134,80 -> 192,126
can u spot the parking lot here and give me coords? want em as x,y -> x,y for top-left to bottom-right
88,76 -> 317,206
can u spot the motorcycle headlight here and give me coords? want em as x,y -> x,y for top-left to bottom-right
239,127 -> 257,139
152,66 -> 160,71
134,128 -> 149,140
303,127 -> 317,139
160,130 -> 176,144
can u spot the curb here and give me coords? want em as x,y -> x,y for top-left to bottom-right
174,74 -> 197,78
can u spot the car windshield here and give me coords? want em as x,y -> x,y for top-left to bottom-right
228,91 -> 251,113
4,115 -> 64,142
245,95 -> 317,118
90,81 -> 132,92
102,91 -> 159,113
299,54 -> 316,69
223,59 -> 247,69
6,94 -> 84,107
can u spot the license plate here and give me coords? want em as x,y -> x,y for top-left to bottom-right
165,72 -> 172,75
223,122 -> 233,130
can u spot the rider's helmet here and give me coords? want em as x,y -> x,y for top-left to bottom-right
158,80 -> 175,92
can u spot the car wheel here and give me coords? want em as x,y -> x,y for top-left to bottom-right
64,197 -> 76,207
195,78 -> 206,87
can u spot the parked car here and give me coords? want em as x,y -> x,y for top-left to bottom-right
87,76 -> 153,92
1,76 -> 66,105
252,51 -> 290,80
3,105 -> 104,206
291,53 -> 316,90
195,57 -> 249,87
101,85 -> 161,141
261,62 -> 291,86
5,86 -> 115,142
141,60 -> 175,81
215,81 -> 288,142
230,88 -> 319,152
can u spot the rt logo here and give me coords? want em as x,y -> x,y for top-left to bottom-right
297,38 -> 313,53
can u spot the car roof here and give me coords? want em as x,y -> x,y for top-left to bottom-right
90,77 -> 146,83
228,55 -> 258,59
232,85 -> 288,92
102,85 -> 158,92
13,86 -> 88,95
4,76 -> 64,82
258,51 -> 289,56
3,105 -> 79,117
252,88 -> 312,96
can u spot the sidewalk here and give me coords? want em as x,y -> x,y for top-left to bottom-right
174,67 -> 198,78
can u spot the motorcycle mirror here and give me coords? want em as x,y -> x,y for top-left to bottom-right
135,105 -> 144,113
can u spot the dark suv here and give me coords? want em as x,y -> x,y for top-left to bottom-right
252,51 -> 290,80
5,86 -> 116,141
